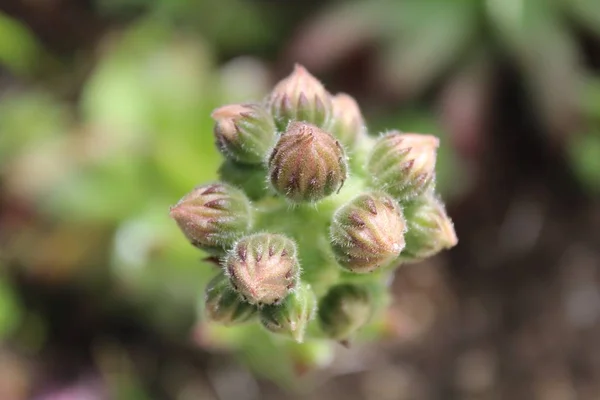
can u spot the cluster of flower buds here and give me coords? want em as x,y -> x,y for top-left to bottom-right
170,65 -> 457,350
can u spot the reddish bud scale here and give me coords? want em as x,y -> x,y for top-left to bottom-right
225,233 -> 300,306
368,132 -> 439,200
266,64 -> 333,130
169,183 -> 252,252
330,192 -> 405,273
268,121 -> 348,203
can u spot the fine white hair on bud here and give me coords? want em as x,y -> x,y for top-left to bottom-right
367,132 -> 439,200
330,191 -> 405,273
225,233 -> 300,306
266,64 -> 333,130
267,121 -> 348,203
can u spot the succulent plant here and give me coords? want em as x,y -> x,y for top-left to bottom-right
171,65 -> 457,368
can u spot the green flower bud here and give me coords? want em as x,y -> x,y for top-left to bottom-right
327,93 -> 365,149
259,282 -> 317,343
402,193 -> 458,261
225,233 -> 300,306
330,192 -> 405,273
318,283 -> 373,341
204,273 -> 257,325
212,103 -> 277,164
169,183 -> 252,252
218,159 -> 269,201
268,121 -> 348,203
367,132 -> 439,200
266,64 -> 333,130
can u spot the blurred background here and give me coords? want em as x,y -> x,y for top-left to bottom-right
0,0 -> 599,399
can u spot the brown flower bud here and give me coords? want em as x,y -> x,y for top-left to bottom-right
268,121 -> 348,203
330,192 -> 405,273
225,233 -> 300,306
169,183 -> 252,252
368,132 -> 439,200
266,64 -> 333,130
212,103 -> 277,164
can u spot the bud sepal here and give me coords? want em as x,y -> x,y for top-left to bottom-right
268,121 -> 348,203
401,192 -> 458,262
327,93 -> 365,149
204,273 -> 257,325
266,64 -> 333,130
330,192 -> 405,273
225,233 -> 300,306
169,183 -> 253,252
212,103 -> 277,164
259,282 -> 317,343
367,132 -> 439,200
318,283 -> 374,341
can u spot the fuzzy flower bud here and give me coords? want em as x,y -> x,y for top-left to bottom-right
266,64 -> 333,130
402,193 -> 458,261
268,121 -> 348,203
204,273 -> 257,325
212,103 -> 277,164
367,132 -> 439,200
259,282 -> 317,343
225,233 -> 300,306
169,183 -> 252,252
330,192 -> 405,273
318,283 -> 373,341
327,93 -> 365,149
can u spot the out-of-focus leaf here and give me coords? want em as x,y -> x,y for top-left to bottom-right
0,12 -> 42,74
564,0 -> 600,38
0,92 -> 69,163
43,157 -> 149,223
96,0 -> 271,51
568,131 -> 600,193
0,274 -> 22,339
581,75 -> 600,121
377,1 -> 477,99
489,0 -> 582,136
290,1 -> 386,70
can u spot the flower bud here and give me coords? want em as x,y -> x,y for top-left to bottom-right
367,132 -> 439,200
169,183 -> 252,252
318,283 -> 373,341
259,282 -> 317,343
268,121 -> 348,203
266,64 -> 333,130
327,93 -> 365,149
212,103 -> 277,164
225,233 -> 300,306
330,192 -> 405,273
402,193 -> 458,261
204,273 -> 257,325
